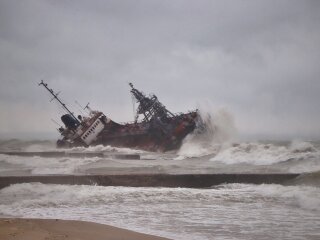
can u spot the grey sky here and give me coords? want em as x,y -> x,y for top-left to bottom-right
0,0 -> 319,139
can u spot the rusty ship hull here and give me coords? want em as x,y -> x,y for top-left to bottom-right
96,112 -> 198,151
57,111 -> 198,152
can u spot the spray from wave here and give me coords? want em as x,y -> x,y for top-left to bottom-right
176,108 -> 320,173
177,107 -> 237,158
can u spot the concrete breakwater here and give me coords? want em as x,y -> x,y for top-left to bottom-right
0,151 -> 140,160
0,173 -> 300,189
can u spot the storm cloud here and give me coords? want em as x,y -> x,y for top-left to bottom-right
0,0 -> 319,139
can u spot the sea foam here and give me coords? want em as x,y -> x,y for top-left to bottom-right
211,140 -> 320,166
0,183 -> 319,240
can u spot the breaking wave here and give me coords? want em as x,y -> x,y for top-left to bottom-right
217,183 -> 320,211
177,108 -> 237,158
211,140 -> 320,166
289,170 -> 320,187
0,154 -> 101,175
0,139 -> 146,154
67,144 -> 146,154
0,183 -> 319,240
1,183 -> 319,213
175,109 -> 320,171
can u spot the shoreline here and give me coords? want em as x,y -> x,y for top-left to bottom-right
0,218 -> 170,240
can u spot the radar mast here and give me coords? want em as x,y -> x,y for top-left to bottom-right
129,83 -> 175,122
38,80 -> 80,124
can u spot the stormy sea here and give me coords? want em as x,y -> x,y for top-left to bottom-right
0,137 -> 319,240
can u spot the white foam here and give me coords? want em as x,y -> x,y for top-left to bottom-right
68,144 -> 146,154
1,183 -> 319,214
289,140 -> 317,153
24,143 -> 56,152
210,141 -> 320,166
178,108 -> 237,158
223,183 -> 320,211
0,183 -> 319,240
0,155 -> 100,174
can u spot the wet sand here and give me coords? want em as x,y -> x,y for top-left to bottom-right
0,218 -> 170,240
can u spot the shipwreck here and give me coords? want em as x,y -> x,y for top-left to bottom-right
39,80 -> 202,152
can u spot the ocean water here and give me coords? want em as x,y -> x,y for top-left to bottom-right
0,138 -> 320,239
1,138 -> 320,175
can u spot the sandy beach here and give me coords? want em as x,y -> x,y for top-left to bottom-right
0,218 -> 170,240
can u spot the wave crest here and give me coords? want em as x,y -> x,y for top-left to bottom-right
178,108 -> 237,158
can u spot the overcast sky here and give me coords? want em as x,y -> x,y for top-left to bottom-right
0,0 -> 319,140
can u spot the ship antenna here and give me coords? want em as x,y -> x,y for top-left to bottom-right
38,80 -> 80,124
84,102 -> 92,112
75,100 -> 86,115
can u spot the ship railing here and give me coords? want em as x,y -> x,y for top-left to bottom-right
117,110 -> 197,125
118,120 -> 142,125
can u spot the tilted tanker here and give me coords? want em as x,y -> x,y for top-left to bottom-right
39,80 -> 204,152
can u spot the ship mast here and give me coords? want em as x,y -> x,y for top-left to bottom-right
129,83 -> 175,122
39,80 -> 80,124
